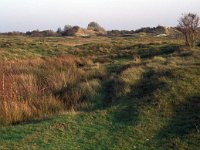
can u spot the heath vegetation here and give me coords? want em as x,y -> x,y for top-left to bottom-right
0,13 -> 200,149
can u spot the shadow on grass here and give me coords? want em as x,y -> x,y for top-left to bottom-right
158,95 -> 200,138
132,70 -> 167,101
150,95 -> 200,149
109,69 -> 168,125
137,44 -> 179,59
112,44 -> 179,61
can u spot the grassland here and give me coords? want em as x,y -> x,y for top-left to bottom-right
0,35 -> 200,149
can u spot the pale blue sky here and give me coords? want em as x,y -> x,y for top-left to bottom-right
0,0 -> 200,32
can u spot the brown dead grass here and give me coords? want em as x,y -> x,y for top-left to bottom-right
0,55 -> 104,125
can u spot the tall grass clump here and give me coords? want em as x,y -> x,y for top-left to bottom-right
109,65 -> 144,98
0,56 -> 104,125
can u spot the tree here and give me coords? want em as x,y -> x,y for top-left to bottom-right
178,13 -> 200,47
61,25 -> 73,36
87,22 -> 106,33
57,27 -> 62,34
63,25 -> 72,32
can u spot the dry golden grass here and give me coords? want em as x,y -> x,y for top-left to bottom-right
0,55 -> 104,124
0,96 -> 63,125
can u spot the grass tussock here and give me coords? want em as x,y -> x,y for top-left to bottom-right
0,96 -> 62,125
0,56 -> 105,124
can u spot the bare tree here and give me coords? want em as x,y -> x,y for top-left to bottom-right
178,13 -> 199,47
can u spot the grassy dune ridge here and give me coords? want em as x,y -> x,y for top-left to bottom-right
0,35 -> 200,149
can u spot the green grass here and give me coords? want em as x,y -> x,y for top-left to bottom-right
0,35 -> 200,149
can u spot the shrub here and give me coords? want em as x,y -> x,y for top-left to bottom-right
178,13 -> 200,47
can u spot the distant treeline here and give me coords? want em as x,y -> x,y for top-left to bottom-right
0,25 -> 185,37
107,26 -> 172,36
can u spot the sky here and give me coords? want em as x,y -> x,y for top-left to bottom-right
0,0 -> 200,32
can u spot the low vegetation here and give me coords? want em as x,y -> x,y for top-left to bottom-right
0,32 -> 200,149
